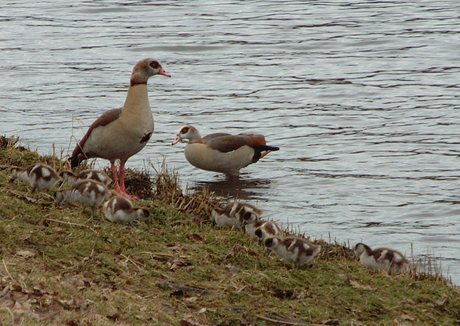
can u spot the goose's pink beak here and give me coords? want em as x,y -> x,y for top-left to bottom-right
159,68 -> 171,77
172,134 -> 182,145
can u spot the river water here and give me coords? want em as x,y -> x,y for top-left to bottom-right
1,1 -> 460,284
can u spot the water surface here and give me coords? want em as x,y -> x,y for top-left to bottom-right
1,1 -> 460,283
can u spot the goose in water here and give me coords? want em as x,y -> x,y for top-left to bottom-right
172,125 -> 279,176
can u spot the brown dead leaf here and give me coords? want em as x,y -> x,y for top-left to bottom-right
401,313 -> 415,321
11,284 -> 23,292
12,300 -> 41,320
168,253 -> 188,271
185,296 -> 198,302
190,233 -> 203,242
347,276 -> 376,291
16,250 -> 36,258
166,244 -> 181,252
32,286 -> 49,296
107,313 -> 129,323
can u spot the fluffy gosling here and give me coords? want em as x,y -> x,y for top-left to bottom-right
354,243 -> 410,275
245,220 -> 283,245
211,201 -> 262,229
10,164 -> 61,192
103,196 -> 150,227
60,169 -> 112,187
54,179 -> 110,216
264,236 -> 321,268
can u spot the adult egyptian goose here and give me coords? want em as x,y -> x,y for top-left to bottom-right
264,236 -> 321,268
9,164 -> 61,192
211,201 -> 262,229
103,196 -> 150,227
54,179 -> 111,216
172,125 -> 279,176
354,243 -> 410,275
60,169 -> 112,187
69,58 -> 171,198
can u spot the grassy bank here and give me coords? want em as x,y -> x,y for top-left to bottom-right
0,136 -> 459,325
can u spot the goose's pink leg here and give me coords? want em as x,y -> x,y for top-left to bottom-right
118,162 -> 138,199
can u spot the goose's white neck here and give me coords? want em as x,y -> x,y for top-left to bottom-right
122,84 -> 151,115
119,84 -> 153,130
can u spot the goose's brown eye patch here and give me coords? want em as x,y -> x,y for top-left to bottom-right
150,61 -> 159,69
181,126 -> 190,134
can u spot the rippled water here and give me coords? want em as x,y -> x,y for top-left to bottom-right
1,1 -> 460,283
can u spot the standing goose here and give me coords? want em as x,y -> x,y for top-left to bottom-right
172,125 -> 279,176
69,58 -> 171,198
354,243 -> 410,275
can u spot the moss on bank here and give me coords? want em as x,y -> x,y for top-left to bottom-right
0,136 -> 459,325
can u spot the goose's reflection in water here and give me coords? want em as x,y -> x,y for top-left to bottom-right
188,174 -> 273,201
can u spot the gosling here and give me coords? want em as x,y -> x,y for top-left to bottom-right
60,169 -> 112,187
211,201 -> 262,229
54,179 -> 110,216
245,220 -> 283,245
103,196 -> 150,227
264,236 -> 321,268
354,243 -> 410,275
10,164 -> 61,192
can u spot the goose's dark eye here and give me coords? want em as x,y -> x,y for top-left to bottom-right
150,61 -> 159,69
181,126 -> 190,134
243,212 -> 252,220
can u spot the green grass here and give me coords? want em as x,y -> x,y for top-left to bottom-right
0,136 -> 459,325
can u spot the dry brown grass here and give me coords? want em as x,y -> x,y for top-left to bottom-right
149,159 -> 225,223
